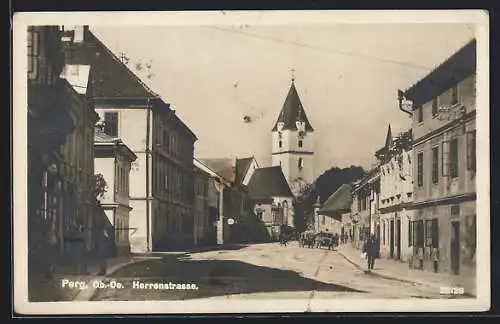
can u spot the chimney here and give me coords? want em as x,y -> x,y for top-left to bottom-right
73,26 -> 84,43
60,25 -> 88,43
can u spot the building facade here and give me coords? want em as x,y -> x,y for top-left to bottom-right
271,78 -> 315,197
94,128 -> 137,255
247,166 -> 295,241
193,165 -> 210,246
65,27 -> 198,253
401,39 -> 476,277
27,25 -> 99,275
377,126 -> 414,262
315,184 -> 353,236
349,169 -> 380,249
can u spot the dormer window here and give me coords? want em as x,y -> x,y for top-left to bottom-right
296,121 -> 306,132
277,122 -> 284,132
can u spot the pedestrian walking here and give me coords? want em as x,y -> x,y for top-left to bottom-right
362,234 -> 380,271
67,222 -> 88,274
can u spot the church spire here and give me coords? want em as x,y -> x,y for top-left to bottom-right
272,76 -> 314,132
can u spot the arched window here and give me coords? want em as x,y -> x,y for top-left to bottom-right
298,158 -> 304,169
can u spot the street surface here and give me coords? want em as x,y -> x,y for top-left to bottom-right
92,242 -> 453,301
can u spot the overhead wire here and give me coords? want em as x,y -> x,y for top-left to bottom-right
203,26 -> 437,72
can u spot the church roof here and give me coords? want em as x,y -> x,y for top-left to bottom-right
246,166 -> 294,200
234,156 -> 254,185
319,184 -> 352,218
271,80 -> 314,132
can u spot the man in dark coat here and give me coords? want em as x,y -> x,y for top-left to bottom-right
363,234 -> 380,271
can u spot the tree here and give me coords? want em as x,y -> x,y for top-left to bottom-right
94,173 -> 108,200
293,165 -> 366,232
292,182 -> 313,232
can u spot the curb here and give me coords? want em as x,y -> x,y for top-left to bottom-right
337,249 -> 476,298
338,249 -> 439,287
73,257 -> 152,302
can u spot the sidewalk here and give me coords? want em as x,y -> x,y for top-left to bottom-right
28,255 -> 143,302
337,244 -> 476,297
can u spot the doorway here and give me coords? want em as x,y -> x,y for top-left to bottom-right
396,218 -> 401,260
389,220 -> 394,258
451,221 -> 461,275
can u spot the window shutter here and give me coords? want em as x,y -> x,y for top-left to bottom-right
467,130 -> 476,171
442,140 -> 450,177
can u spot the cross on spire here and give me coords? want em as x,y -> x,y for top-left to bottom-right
291,68 -> 295,82
118,52 -> 129,65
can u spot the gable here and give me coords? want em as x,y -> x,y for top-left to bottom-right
247,166 -> 294,199
85,30 -> 159,99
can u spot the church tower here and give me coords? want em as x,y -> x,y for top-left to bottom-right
271,75 -> 315,197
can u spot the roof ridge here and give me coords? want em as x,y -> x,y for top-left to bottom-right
88,30 -> 160,99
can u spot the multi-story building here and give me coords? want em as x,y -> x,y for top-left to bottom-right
377,126 -> 414,262
27,25 -> 99,273
59,27 -> 100,252
197,157 -> 256,244
400,39 -> 476,277
349,168 -> 380,248
64,26 -> 198,253
193,164 -> 210,246
94,128 -> 137,255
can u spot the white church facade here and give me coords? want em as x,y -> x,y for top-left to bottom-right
246,76 -> 316,236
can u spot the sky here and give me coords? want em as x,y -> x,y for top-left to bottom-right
90,23 -> 475,177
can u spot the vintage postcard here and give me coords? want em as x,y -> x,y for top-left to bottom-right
12,10 -> 490,315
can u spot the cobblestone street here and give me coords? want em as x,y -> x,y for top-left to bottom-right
91,243 -> 470,301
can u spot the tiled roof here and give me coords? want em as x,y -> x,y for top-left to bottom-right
404,39 -> 476,107
234,156 -> 254,185
246,166 -> 294,199
271,81 -> 314,132
85,30 -> 159,99
94,128 -> 117,143
198,158 -> 235,183
319,184 -> 352,216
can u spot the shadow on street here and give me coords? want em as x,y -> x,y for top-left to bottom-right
94,253 -> 367,300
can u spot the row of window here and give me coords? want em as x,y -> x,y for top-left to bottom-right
416,130 -> 476,187
278,139 -> 304,149
153,157 -> 193,203
379,209 -> 476,255
154,114 -> 193,161
195,176 -> 208,197
415,85 -> 459,123
27,27 -> 60,84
